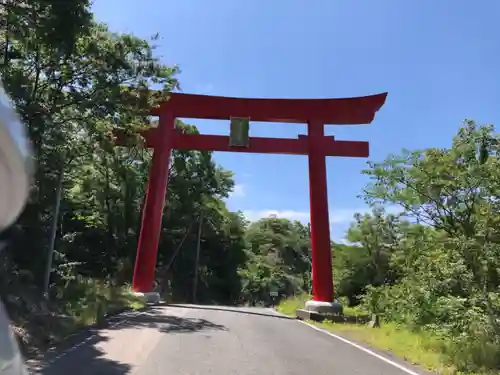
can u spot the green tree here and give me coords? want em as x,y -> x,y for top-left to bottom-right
240,217 -> 311,305
361,120 -> 500,370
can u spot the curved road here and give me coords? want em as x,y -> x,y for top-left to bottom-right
27,304 -> 435,375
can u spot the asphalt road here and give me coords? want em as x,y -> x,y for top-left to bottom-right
28,304 -> 435,375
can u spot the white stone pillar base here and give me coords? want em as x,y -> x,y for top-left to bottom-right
296,300 -> 343,321
131,291 -> 161,304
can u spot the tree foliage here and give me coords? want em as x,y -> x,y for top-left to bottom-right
239,217 -> 311,305
0,1 -> 243,313
352,120 -> 500,372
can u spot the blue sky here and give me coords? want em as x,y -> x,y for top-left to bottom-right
92,0 -> 500,241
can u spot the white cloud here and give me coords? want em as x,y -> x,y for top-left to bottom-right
242,205 -> 403,225
230,184 -> 246,198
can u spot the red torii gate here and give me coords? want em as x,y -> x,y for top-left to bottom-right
117,92 -> 387,305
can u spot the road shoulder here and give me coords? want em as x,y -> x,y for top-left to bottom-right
270,308 -> 437,375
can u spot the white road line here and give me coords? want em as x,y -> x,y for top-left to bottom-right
269,309 -> 423,375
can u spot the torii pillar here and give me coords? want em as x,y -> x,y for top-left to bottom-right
114,92 -> 388,311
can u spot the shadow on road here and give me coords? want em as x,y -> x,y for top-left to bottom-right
30,307 -> 227,374
111,308 -> 228,334
168,303 -> 294,320
32,333 -> 132,375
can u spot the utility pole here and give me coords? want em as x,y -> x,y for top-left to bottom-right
43,168 -> 64,299
192,210 -> 203,303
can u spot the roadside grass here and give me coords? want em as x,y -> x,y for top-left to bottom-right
277,295 -> 495,375
64,282 -> 145,328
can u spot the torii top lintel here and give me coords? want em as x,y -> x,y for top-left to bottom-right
151,92 -> 388,124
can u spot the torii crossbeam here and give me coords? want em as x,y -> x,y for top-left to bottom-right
115,92 -> 387,306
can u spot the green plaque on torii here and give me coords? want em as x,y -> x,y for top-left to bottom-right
229,117 -> 250,147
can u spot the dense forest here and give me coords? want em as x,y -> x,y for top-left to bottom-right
1,1 -> 499,373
